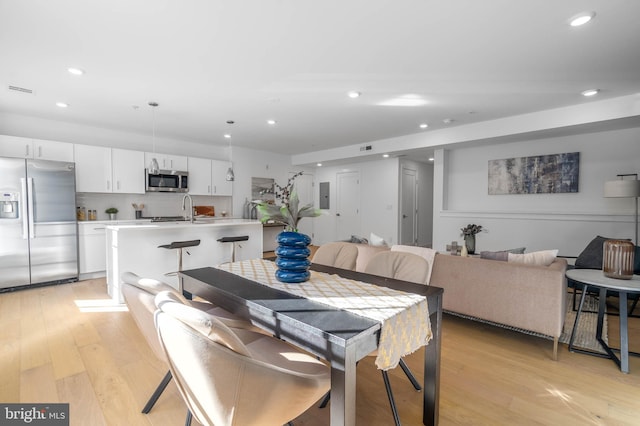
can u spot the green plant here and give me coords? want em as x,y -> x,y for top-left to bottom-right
105,207 -> 119,214
256,175 -> 321,232
460,224 -> 483,237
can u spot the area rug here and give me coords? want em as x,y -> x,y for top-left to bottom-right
559,294 -> 607,354
445,294 -> 607,354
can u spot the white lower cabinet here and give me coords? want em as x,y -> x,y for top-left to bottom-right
78,223 -> 107,277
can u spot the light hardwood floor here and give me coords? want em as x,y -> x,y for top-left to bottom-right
1,278 -> 639,426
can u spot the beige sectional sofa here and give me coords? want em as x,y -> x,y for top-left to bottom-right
429,254 -> 568,359
314,242 -> 568,360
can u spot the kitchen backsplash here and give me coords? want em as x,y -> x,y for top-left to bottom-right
75,192 -> 232,221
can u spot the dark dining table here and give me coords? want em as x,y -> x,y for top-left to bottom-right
180,262 -> 443,426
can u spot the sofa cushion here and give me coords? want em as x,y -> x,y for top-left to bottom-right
508,249 -> 558,266
349,235 -> 368,244
480,247 -> 526,261
575,236 -> 613,269
480,251 -> 509,261
354,244 -> 390,272
369,232 -> 387,246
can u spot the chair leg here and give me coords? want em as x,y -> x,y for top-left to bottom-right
381,370 -> 401,426
185,409 -> 192,426
398,358 -> 421,391
142,370 -> 173,413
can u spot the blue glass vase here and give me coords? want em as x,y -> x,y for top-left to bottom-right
275,231 -> 311,283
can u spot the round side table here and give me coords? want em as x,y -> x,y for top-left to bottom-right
566,269 -> 640,373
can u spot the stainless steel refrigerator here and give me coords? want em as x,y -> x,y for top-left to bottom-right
0,157 -> 78,289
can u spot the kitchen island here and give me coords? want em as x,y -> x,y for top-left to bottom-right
105,218 -> 263,302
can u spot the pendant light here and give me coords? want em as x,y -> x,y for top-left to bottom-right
225,121 -> 235,181
148,101 -> 160,175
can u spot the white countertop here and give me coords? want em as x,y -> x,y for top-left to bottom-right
104,218 -> 262,230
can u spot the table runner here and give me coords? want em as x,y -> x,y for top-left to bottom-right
216,258 -> 432,370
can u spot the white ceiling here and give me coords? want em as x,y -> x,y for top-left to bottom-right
1,1 -> 639,157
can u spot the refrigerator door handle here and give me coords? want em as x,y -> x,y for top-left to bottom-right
20,178 -> 29,239
27,177 -> 35,239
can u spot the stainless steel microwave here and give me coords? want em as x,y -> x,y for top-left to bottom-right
145,169 -> 189,193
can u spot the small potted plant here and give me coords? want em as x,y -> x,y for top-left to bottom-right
105,207 -> 119,220
460,224 -> 484,255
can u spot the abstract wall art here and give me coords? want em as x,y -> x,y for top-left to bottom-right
488,152 -> 580,195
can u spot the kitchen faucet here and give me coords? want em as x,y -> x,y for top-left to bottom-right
181,194 -> 194,223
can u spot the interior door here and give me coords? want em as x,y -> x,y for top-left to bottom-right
400,167 -> 417,245
336,171 -> 360,241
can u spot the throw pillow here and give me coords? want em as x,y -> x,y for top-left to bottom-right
508,249 -> 558,266
480,247 -> 526,262
480,251 -> 509,261
369,232 -> 387,247
349,235 -> 368,244
575,236 -> 629,269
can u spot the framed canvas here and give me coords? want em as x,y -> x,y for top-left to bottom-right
488,152 -> 580,195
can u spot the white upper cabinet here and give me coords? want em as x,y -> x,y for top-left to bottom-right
0,135 -> 32,158
187,157 -> 233,196
75,145 -> 145,194
211,159 -> 233,196
74,144 -> 112,193
32,138 -> 74,161
144,152 -> 188,171
0,135 -> 73,161
188,157 -> 213,195
112,148 -> 145,193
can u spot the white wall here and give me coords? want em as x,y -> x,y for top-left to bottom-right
313,158 -> 400,245
433,126 -> 640,256
0,112 -> 229,159
0,112 -> 297,218
229,146 -> 313,218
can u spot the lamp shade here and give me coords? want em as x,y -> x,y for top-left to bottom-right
604,179 -> 640,198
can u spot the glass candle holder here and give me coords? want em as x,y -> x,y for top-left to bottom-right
603,239 -> 635,280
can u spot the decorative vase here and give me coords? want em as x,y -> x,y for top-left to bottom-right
275,231 -> 311,283
603,239 -> 635,280
464,235 -> 476,255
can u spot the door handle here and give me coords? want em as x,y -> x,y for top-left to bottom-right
20,178 -> 28,239
336,213 -> 341,216
403,214 -> 408,218
27,178 -> 35,239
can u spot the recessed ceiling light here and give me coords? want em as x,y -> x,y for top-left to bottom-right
581,89 -> 600,97
383,154 -> 390,158
316,163 -> 322,167
56,102 -> 68,108
224,134 -> 231,138
419,123 -> 428,129
267,119 -> 277,125
569,11 -> 595,27
428,157 -> 435,162
378,94 -> 428,107
347,91 -> 361,99
67,67 -> 84,76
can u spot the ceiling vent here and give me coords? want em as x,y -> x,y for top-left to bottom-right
8,85 -> 34,94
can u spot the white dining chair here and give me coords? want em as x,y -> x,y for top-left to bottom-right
154,291 -> 331,426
